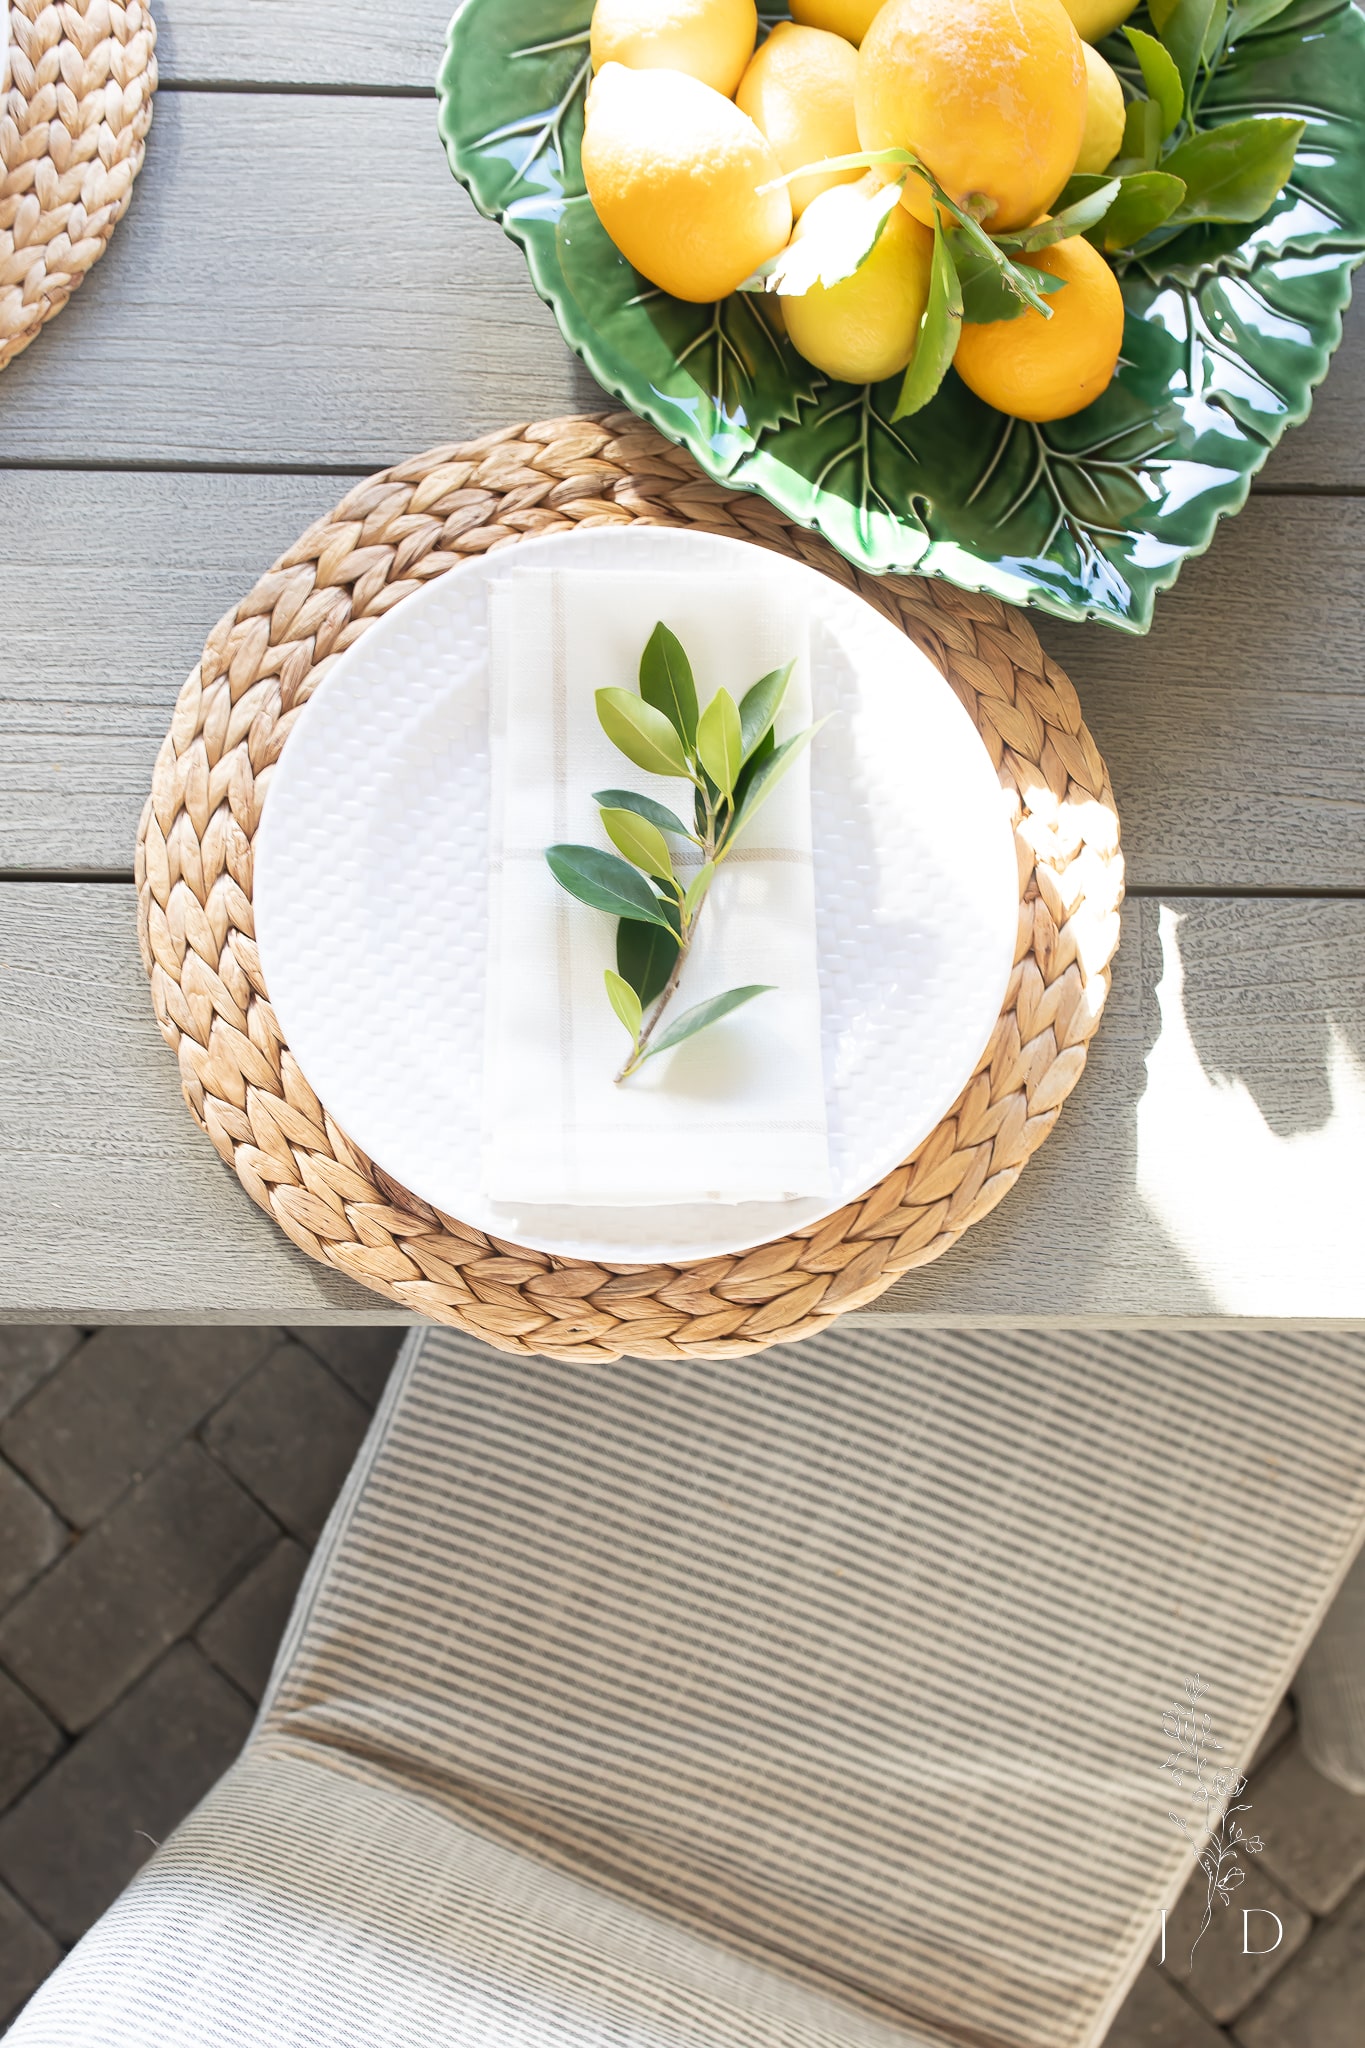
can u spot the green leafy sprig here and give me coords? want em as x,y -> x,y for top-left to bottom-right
545,624 -> 821,1083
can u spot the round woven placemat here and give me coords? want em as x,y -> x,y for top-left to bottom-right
1,0 -> 156,372
136,414 -> 1124,1360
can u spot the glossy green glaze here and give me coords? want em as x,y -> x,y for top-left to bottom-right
437,0 -> 1365,631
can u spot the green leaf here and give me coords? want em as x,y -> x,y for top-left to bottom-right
637,622 -> 698,747
617,908 -> 680,1007
931,190 -> 1058,319
646,985 -> 774,1059
1155,0 -> 1218,111
738,662 -> 794,761
1054,171 -> 1116,210
695,689 -> 743,798
1148,0 -> 1179,27
955,237 -> 1067,324
740,175 -> 903,296
1118,96 -> 1164,174
731,724 -> 775,817
1123,27 -> 1185,137
1090,171 -> 1187,251
595,687 -> 691,778
998,178 -> 1122,252
732,723 -> 823,834
1204,0 -> 1228,63
683,860 -> 715,921
603,969 -> 642,1043
1226,0 -> 1296,40
1163,115 -> 1306,225
892,220 -> 962,420
545,844 -> 676,928
599,807 -> 675,882
592,789 -> 692,838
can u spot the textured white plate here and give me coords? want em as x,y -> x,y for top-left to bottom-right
255,529 -> 1018,1262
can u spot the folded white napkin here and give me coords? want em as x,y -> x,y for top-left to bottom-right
481,564 -> 831,1207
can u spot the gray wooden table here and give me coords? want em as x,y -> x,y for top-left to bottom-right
2,0 -> 1363,1325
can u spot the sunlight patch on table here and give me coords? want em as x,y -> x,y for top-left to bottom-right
1137,906 -> 1365,1316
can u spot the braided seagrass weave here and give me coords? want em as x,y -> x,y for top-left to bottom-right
1,0 -> 156,370
136,416 -> 1124,1359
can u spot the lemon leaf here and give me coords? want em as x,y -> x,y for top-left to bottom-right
637,621 -> 698,745
683,861 -> 715,921
617,906 -> 680,1007
955,237 -> 1067,324
545,845 -> 677,929
695,689 -> 744,798
603,969 -> 643,1043
1116,96 -> 1164,175
644,985 -> 774,1060
1123,27 -> 1185,137
1090,172 -> 1187,252
732,722 -> 824,833
1153,0 -> 1218,111
1162,116 -> 1306,227
595,687 -> 692,778
600,807 -> 675,882
739,179 -> 904,297
738,661 -> 794,760
592,789 -> 692,838
892,219 -> 962,419
998,178 -> 1123,253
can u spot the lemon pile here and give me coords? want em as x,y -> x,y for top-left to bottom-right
580,0 -> 1135,421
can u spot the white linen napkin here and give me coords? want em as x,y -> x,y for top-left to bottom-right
480,564 -> 831,1207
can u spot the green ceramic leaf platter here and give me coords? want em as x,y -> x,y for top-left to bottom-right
437,0 -> 1365,633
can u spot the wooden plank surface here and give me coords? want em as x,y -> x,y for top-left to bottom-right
155,1 -> 454,90
3,467 -> 1363,888
0,93 -> 599,470
0,470 -> 340,873
0,86 -> 1357,485
1,886 -> 1361,1321
0,885 -> 407,1320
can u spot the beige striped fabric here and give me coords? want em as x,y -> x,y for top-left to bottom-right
12,1325 -> 1365,2048
1295,1545 -> 1365,1791
9,1747 -> 947,2048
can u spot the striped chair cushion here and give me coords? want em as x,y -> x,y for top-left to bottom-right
12,1324 -> 1365,2048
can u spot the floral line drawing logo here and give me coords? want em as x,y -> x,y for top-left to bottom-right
1162,1673 -> 1264,1968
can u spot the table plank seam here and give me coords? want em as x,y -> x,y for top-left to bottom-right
159,81 -> 437,100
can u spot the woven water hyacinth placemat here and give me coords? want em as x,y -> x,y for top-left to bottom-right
136,415 -> 1124,1360
1,0 -> 156,371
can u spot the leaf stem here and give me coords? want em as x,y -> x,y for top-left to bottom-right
614,778 -> 736,1081
615,929 -> 693,1081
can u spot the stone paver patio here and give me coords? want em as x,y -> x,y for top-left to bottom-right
1,1328 -> 1362,2042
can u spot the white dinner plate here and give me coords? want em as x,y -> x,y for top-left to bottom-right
255,529 -> 1019,1262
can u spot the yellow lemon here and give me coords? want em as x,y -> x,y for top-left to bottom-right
581,64 -> 792,303
855,0 -> 1088,233
589,0 -> 758,99
1058,0 -> 1137,41
1075,44 -> 1125,174
952,231 -> 1124,420
788,0 -> 885,43
780,177 -> 935,383
736,22 -> 860,218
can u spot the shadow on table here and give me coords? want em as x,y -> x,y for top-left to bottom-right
1169,897 -> 1365,1142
